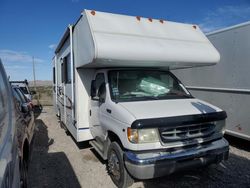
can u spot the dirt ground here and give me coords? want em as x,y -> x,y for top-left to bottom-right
28,106 -> 250,188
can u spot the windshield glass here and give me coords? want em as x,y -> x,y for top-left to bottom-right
15,88 -> 28,103
20,86 -> 29,94
108,70 -> 192,102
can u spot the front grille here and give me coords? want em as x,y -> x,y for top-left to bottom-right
159,123 -> 216,143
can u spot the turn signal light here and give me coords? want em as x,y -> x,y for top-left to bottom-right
127,128 -> 138,143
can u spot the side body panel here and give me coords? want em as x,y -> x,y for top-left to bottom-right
75,68 -> 95,141
55,37 -> 77,139
53,19 -> 96,142
73,16 -> 96,142
0,61 -> 20,188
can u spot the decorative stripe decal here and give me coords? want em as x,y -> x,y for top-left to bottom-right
186,86 -> 250,94
78,127 -> 90,130
55,86 -> 73,110
131,111 -> 227,129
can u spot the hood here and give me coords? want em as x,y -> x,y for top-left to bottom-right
119,98 -> 223,120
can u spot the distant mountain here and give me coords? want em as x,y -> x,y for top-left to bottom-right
29,80 -> 52,86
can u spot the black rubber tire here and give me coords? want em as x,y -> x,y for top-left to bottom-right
59,112 -> 64,129
56,108 -> 60,118
107,142 -> 134,188
20,158 -> 28,188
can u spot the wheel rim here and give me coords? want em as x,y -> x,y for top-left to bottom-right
108,150 -> 121,181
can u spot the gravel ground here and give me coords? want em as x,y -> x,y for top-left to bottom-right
28,106 -> 250,188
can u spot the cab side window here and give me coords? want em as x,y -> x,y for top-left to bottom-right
91,73 -> 105,100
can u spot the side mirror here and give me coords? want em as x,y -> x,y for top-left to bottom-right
21,103 -> 29,113
30,90 -> 36,95
91,80 -> 96,98
98,83 -> 106,104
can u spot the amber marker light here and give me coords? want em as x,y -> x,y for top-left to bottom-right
91,10 -> 96,16
127,128 -> 139,143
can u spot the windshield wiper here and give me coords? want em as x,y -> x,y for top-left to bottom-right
156,92 -> 192,98
139,96 -> 159,100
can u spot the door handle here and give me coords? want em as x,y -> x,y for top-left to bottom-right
106,109 -> 112,114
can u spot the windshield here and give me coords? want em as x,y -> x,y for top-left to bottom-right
108,70 -> 192,102
19,86 -> 29,94
14,88 -> 28,103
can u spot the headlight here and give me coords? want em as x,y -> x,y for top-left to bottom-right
127,128 -> 159,144
215,120 -> 226,135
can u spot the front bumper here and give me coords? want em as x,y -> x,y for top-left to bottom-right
124,138 -> 229,180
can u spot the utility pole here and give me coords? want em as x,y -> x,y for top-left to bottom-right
32,56 -> 41,107
32,56 -> 37,91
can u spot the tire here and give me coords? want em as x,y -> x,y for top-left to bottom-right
56,108 -> 60,118
58,112 -> 64,129
107,142 -> 134,188
20,158 -> 28,188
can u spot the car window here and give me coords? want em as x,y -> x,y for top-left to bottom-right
20,86 -> 29,94
109,70 -> 192,102
13,88 -> 23,103
15,88 -> 28,103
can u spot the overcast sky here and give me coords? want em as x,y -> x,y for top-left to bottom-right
0,0 -> 250,81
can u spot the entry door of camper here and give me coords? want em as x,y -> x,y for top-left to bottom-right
61,54 -> 73,127
89,73 -> 106,141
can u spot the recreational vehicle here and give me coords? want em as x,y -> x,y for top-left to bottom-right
53,10 -> 229,187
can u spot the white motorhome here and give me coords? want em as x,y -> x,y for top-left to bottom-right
53,10 -> 229,187
174,22 -> 250,141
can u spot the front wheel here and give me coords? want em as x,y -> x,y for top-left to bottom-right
107,142 -> 134,188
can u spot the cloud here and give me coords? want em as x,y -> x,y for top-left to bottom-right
4,65 -> 30,70
0,49 -> 44,63
48,44 -> 56,50
199,5 -> 250,33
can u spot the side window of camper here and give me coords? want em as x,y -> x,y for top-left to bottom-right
53,67 -> 55,84
65,54 -> 71,84
61,60 -> 65,83
61,54 -> 71,84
